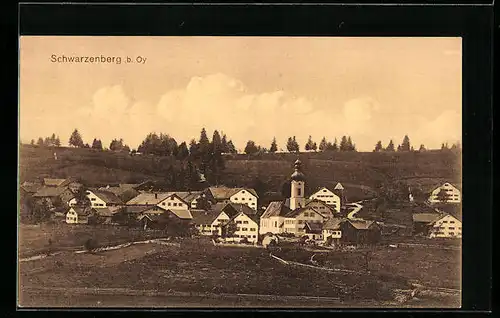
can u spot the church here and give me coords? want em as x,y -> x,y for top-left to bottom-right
259,159 -> 329,239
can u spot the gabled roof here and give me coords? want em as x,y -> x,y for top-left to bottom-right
91,190 -> 123,205
172,191 -> 203,203
435,205 -> 462,222
345,219 -> 377,230
33,186 -> 68,198
124,205 -> 155,214
261,201 -> 292,218
412,213 -> 443,224
139,213 -> 170,223
223,202 -> 257,216
126,192 -> 171,205
69,206 -> 93,216
304,222 -> 323,233
323,217 -> 345,230
207,186 -> 259,199
191,209 -> 220,225
284,206 -> 325,218
334,183 -> 345,190
20,183 -> 43,194
92,207 -> 121,217
310,186 -> 341,197
167,209 -> 193,220
99,186 -> 139,197
43,178 -> 70,187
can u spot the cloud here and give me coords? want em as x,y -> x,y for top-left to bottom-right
55,73 -> 460,152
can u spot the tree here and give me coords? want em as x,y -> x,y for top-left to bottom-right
30,139 -> 35,146
37,137 -> 44,146
212,130 -> 222,154
189,139 -> 198,158
332,138 -> 338,151
347,136 -> 356,151
30,199 -> 52,223
54,136 -> 61,147
286,137 -> 294,152
419,144 -> 426,152
122,145 -> 130,153
312,142 -> 317,152
44,137 -> 50,146
69,129 -> 84,148
92,138 -> 103,150
386,140 -> 395,152
74,187 -> 91,207
223,221 -> 238,238
441,142 -> 449,150
374,141 -> 383,152
221,134 -> 229,153
269,137 -> 278,153
410,146 -> 414,152
319,137 -> 328,152
339,136 -> 349,151
244,140 -> 259,155
198,128 -> 210,154
227,140 -> 237,154
401,135 -> 411,152
397,144 -> 402,152
305,135 -> 314,151
50,133 -> 57,146
177,142 -> 189,160
292,136 -> 299,152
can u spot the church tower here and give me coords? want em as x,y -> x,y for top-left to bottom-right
290,159 -> 306,210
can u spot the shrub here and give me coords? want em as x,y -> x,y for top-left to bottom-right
84,238 -> 98,252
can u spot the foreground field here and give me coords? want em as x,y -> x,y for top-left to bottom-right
18,237 -> 460,308
18,223 -> 167,258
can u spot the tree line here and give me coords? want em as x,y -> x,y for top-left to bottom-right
373,135 -> 461,153
31,134 -> 61,147
243,135 -> 357,155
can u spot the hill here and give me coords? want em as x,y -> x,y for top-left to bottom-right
18,145 -> 461,202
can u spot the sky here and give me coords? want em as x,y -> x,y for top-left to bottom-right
19,36 -> 462,152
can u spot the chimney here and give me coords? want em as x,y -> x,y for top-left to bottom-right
154,193 -> 158,199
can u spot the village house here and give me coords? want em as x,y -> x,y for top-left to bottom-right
137,206 -> 193,230
322,217 -> 344,244
20,181 -> 43,197
223,211 -> 260,243
85,189 -> 123,208
303,222 -> 323,241
98,184 -> 141,203
309,186 -> 342,213
65,206 -> 93,224
260,159 -> 327,237
171,191 -> 207,210
412,206 -> 462,239
33,186 -> 75,209
126,192 -> 190,210
204,186 -> 259,210
191,209 -> 220,236
339,219 -> 381,245
428,182 -> 461,204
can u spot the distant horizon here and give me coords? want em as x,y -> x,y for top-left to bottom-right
20,36 -> 462,152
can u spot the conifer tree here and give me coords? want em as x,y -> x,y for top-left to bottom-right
319,137 -> 328,152
401,135 -> 411,152
269,137 -> 278,153
340,136 -> 349,151
374,141 -> 383,152
69,129 -> 84,148
386,140 -> 395,152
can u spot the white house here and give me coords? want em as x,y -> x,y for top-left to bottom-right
428,182 -> 461,204
210,210 -> 233,236
205,186 -> 259,210
429,213 -> 462,238
85,189 -> 123,208
228,212 -> 260,243
66,207 -> 92,224
126,192 -> 190,210
322,218 -> 344,243
309,187 -> 341,212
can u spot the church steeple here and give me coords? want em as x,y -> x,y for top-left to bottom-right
290,159 -> 306,210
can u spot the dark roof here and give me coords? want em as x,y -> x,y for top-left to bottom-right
284,206 -> 324,218
173,191 -> 203,203
33,186 -> 67,198
207,186 -> 259,199
139,213 -> 170,223
412,213 -> 443,224
435,204 -> 462,222
92,207 -> 121,217
43,178 -> 71,187
223,203 -> 257,216
91,190 -> 123,204
261,201 -> 292,218
124,205 -> 155,214
304,222 -> 323,233
323,217 -> 345,230
345,219 -> 378,230
191,209 -> 220,225
20,183 -> 43,194
166,209 -> 193,220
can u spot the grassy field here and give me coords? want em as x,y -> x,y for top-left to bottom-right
19,237 -> 460,308
18,223 -> 167,258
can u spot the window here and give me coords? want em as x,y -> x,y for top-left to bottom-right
243,221 -> 249,224
298,220 -> 304,224
250,228 -> 256,231
274,221 -> 277,227
449,227 -> 455,230
91,198 -> 96,201
450,221 -> 455,224
242,190 -> 245,193
253,235 -> 256,238
303,212 -> 309,217
162,202 -> 166,206
323,189 -> 327,192
251,203 -> 256,205
234,197 -> 238,200
242,198 -> 245,201
450,232 -> 455,236
236,221 -> 242,224
297,188 -> 302,196
168,202 -> 171,206
237,227 -> 241,231
442,221 -> 448,223
173,203 -> 177,207
171,197 -> 175,200
242,228 -> 248,231
459,227 -> 462,230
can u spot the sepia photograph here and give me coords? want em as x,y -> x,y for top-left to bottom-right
18,36 -> 462,308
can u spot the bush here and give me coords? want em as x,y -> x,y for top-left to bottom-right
84,238 -> 98,252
